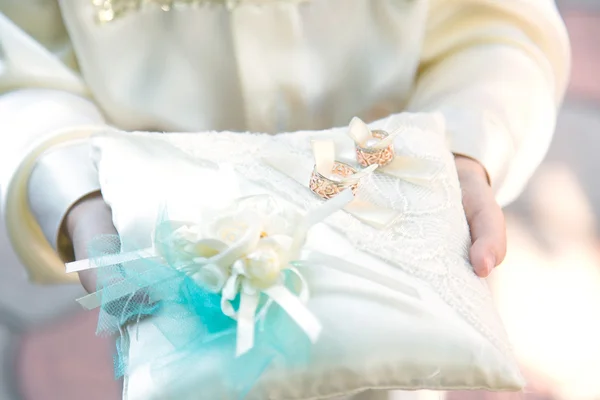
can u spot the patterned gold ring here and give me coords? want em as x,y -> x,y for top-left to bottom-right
355,130 -> 395,168
309,162 -> 359,200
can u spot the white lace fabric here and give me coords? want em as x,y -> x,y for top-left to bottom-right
92,113 -> 523,399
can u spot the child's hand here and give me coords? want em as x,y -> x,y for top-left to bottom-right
65,193 -> 117,293
66,194 -> 157,324
455,155 -> 507,277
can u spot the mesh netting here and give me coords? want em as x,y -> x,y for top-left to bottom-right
88,220 -> 311,398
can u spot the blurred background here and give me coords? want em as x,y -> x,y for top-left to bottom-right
0,1 -> 599,400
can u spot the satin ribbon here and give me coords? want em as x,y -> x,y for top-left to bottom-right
66,248 -> 158,273
293,251 -> 420,300
229,268 -> 320,357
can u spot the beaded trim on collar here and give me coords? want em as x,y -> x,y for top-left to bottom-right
91,0 -> 309,23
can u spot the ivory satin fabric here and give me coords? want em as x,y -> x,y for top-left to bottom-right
0,1 -> 569,282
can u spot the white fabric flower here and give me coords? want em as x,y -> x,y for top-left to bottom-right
156,197 -> 303,293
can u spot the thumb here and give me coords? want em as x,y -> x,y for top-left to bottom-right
457,161 -> 506,277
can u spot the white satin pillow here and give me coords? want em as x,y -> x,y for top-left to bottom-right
91,113 -> 524,400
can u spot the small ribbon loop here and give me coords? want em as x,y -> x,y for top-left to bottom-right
236,286 -> 261,356
263,284 -> 322,344
312,140 -> 336,177
348,117 -> 373,148
221,269 -> 242,319
349,117 -> 402,150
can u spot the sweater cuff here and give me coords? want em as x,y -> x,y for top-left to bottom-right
28,141 -> 101,260
0,89 -> 106,284
440,106 -> 515,193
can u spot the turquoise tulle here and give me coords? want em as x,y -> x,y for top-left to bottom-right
88,216 -> 312,399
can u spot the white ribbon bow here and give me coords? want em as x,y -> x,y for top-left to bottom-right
67,191 -> 355,357
349,117 -> 441,185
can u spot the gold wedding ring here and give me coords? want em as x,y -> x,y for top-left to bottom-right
309,161 -> 359,200
355,130 -> 395,168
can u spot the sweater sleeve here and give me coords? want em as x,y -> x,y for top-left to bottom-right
405,0 -> 570,206
0,5 -> 107,283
